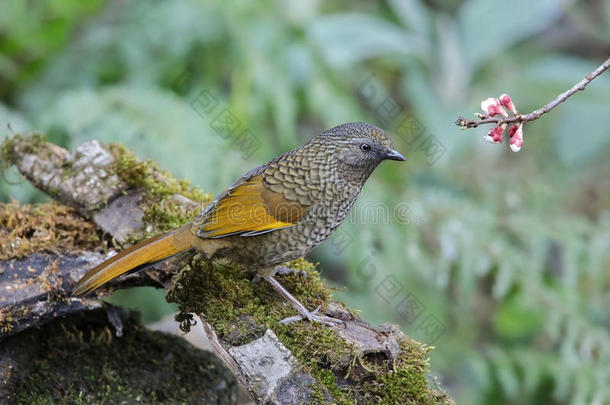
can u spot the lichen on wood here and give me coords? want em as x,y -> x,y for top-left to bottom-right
1,133 -> 126,213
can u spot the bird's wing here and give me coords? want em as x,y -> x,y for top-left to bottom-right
196,170 -> 309,238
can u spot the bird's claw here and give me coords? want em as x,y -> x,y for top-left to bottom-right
274,265 -> 304,277
278,305 -> 344,327
252,266 -> 302,283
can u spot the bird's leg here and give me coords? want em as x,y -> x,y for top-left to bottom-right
263,267 -> 343,327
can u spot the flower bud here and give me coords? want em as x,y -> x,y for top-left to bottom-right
485,124 -> 506,143
481,98 -> 508,118
508,123 -> 523,152
499,94 -> 517,115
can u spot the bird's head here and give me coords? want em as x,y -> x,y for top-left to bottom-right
320,122 -> 405,181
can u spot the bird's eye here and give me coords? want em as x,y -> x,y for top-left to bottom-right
360,143 -> 371,152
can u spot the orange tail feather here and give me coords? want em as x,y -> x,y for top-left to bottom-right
72,224 -> 194,296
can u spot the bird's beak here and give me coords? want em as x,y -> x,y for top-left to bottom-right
383,149 -> 406,161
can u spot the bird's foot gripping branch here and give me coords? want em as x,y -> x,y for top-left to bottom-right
0,134 -> 453,404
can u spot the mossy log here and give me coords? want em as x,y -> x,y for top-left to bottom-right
0,134 -> 454,404
0,306 -> 237,403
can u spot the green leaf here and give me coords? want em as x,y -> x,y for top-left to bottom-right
458,0 -> 565,71
0,103 -> 45,203
553,99 -> 610,167
307,13 -> 427,67
37,86 -> 256,192
494,294 -> 542,339
523,55 -> 610,98
387,0 -> 432,36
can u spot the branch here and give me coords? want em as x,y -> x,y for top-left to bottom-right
1,135 -> 454,404
456,56 -> 610,129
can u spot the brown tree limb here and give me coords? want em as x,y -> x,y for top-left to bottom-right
455,56 -> 610,129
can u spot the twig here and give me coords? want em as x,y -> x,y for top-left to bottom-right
456,56 -> 610,129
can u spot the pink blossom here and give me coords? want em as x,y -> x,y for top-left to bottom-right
499,94 -> 517,115
485,124 -> 506,143
481,98 -> 508,118
508,123 -> 523,152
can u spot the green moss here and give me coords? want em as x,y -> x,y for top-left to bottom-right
0,133 -> 47,168
0,305 -> 30,334
166,257 -> 354,400
0,201 -> 103,260
278,326 -> 356,404
1,135 -> 207,243
141,198 -> 197,234
166,257 -> 452,404
107,143 -> 210,203
166,257 -> 332,334
357,339 -> 452,404
2,308 -> 236,404
106,143 -> 213,237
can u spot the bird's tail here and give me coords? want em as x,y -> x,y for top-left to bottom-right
72,224 -> 194,296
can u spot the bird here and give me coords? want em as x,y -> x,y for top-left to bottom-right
73,122 -> 406,325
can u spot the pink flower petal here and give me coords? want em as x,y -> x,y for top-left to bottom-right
481,97 -> 508,118
499,94 -> 517,115
508,123 -> 523,152
485,124 -> 506,143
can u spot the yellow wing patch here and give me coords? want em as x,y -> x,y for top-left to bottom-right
199,175 -> 303,238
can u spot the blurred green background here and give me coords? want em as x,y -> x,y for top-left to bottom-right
1,1 -> 609,404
